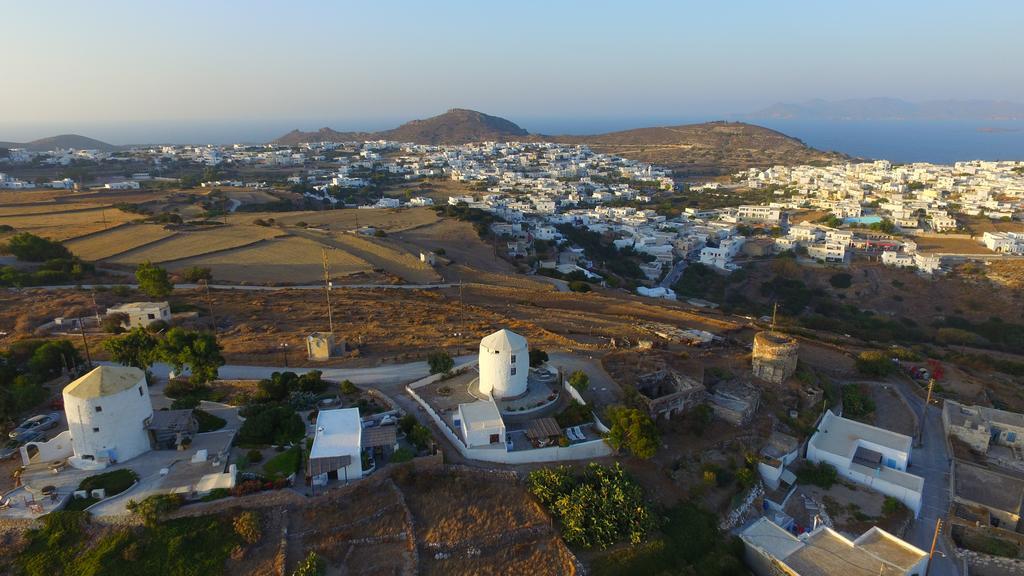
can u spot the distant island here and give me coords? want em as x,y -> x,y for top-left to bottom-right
274,108 -> 845,175
741,98 -> 1024,121
977,126 -> 1022,133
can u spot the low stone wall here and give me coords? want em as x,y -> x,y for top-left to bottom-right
959,548 -> 1024,576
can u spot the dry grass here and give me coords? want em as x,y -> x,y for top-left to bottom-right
331,232 -> 441,283
107,225 -> 284,264
64,223 -> 176,261
0,207 -> 141,240
163,236 -> 372,284
267,206 -> 439,232
913,235 -> 994,255
402,474 -> 549,546
0,203 -> 108,216
420,533 -> 576,576
391,218 -> 516,274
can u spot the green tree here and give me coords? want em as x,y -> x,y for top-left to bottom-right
157,327 -> 224,385
103,327 -> 158,370
3,232 -> 72,262
529,348 -> 549,367
605,405 -> 659,459
27,340 -> 81,380
135,260 -> 174,298
427,351 -> 454,374
568,370 -> 589,392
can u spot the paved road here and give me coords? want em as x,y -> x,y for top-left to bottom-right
120,355 -> 477,387
890,377 -> 959,576
659,259 -> 687,289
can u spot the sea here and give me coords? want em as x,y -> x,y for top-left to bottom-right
750,119 -> 1024,164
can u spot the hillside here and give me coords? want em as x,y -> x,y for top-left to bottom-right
0,134 -> 119,152
275,108 -> 528,146
274,110 -> 840,175
544,121 -> 846,176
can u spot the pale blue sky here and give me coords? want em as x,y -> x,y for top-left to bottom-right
2,0 -> 1021,142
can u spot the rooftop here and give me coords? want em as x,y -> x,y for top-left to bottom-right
479,328 -> 527,352
64,365 -> 146,399
810,410 -> 912,460
459,400 -> 504,429
310,408 -> 362,460
741,518 -> 926,576
107,301 -> 169,311
954,460 -> 1024,515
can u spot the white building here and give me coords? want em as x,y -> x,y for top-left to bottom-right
63,366 -> 154,469
806,410 -> 923,517
983,231 -> 1024,254
478,329 -> 528,399
307,408 -> 363,485
106,301 -> 171,329
741,517 -> 929,576
457,400 -> 506,448
104,181 -> 141,190
737,205 -> 784,224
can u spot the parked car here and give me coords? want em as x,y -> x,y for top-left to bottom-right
0,429 -> 42,460
8,413 -> 60,441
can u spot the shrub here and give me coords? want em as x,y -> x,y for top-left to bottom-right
427,351 -> 454,374
527,463 -> 654,549
126,493 -> 184,527
829,273 -> 853,289
796,461 -> 837,489
339,379 -> 358,395
193,409 -> 226,432
233,511 -> 262,544
568,370 -> 589,392
390,447 -> 414,463
4,232 -> 72,262
101,313 -> 128,334
841,385 -> 876,419
882,496 -> 906,516
568,280 -> 591,293
529,348 -> 549,367
237,404 -> 305,445
855,350 -> 897,377
605,405 -> 659,459
182,266 -> 212,282
292,551 -> 326,576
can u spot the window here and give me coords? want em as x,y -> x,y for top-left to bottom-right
92,427 -> 100,433
489,434 -> 500,444
511,367 -> 517,376
95,406 -> 102,413
138,386 -> 144,396
148,313 -> 156,320
511,354 -> 516,364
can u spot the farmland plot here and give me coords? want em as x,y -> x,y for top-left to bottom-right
107,225 -> 284,264
64,223 -> 176,261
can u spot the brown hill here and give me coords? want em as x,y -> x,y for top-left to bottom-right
273,110 -> 844,175
0,134 -> 119,152
545,121 -> 846,176
275,108 -> 528,146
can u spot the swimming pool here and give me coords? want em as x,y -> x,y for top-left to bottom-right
844,216 -> 883,225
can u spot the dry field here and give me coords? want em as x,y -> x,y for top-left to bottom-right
0,202 -> 109,216
265,206 -> 439,232
107,225 -> 285,264
64,223 -> 176,260
962,215 -> 1024,236
913,234 -> 994,255
0,207 -> 141,241
390,218 -> 518,275
330,232 -> 441,283
162,236 -> 374,284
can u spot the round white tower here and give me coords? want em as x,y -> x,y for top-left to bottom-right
63,365 -> 153,468
478,329 -> 529,399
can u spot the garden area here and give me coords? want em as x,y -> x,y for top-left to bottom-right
64,469 -> 139,511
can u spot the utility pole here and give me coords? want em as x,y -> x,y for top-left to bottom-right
78,317 -> 93,369
322,248 -> 334,334
916,378 -> 936,447
925,518 -> 943,576
202,279 -> 217,332
90,290 -> 101,325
